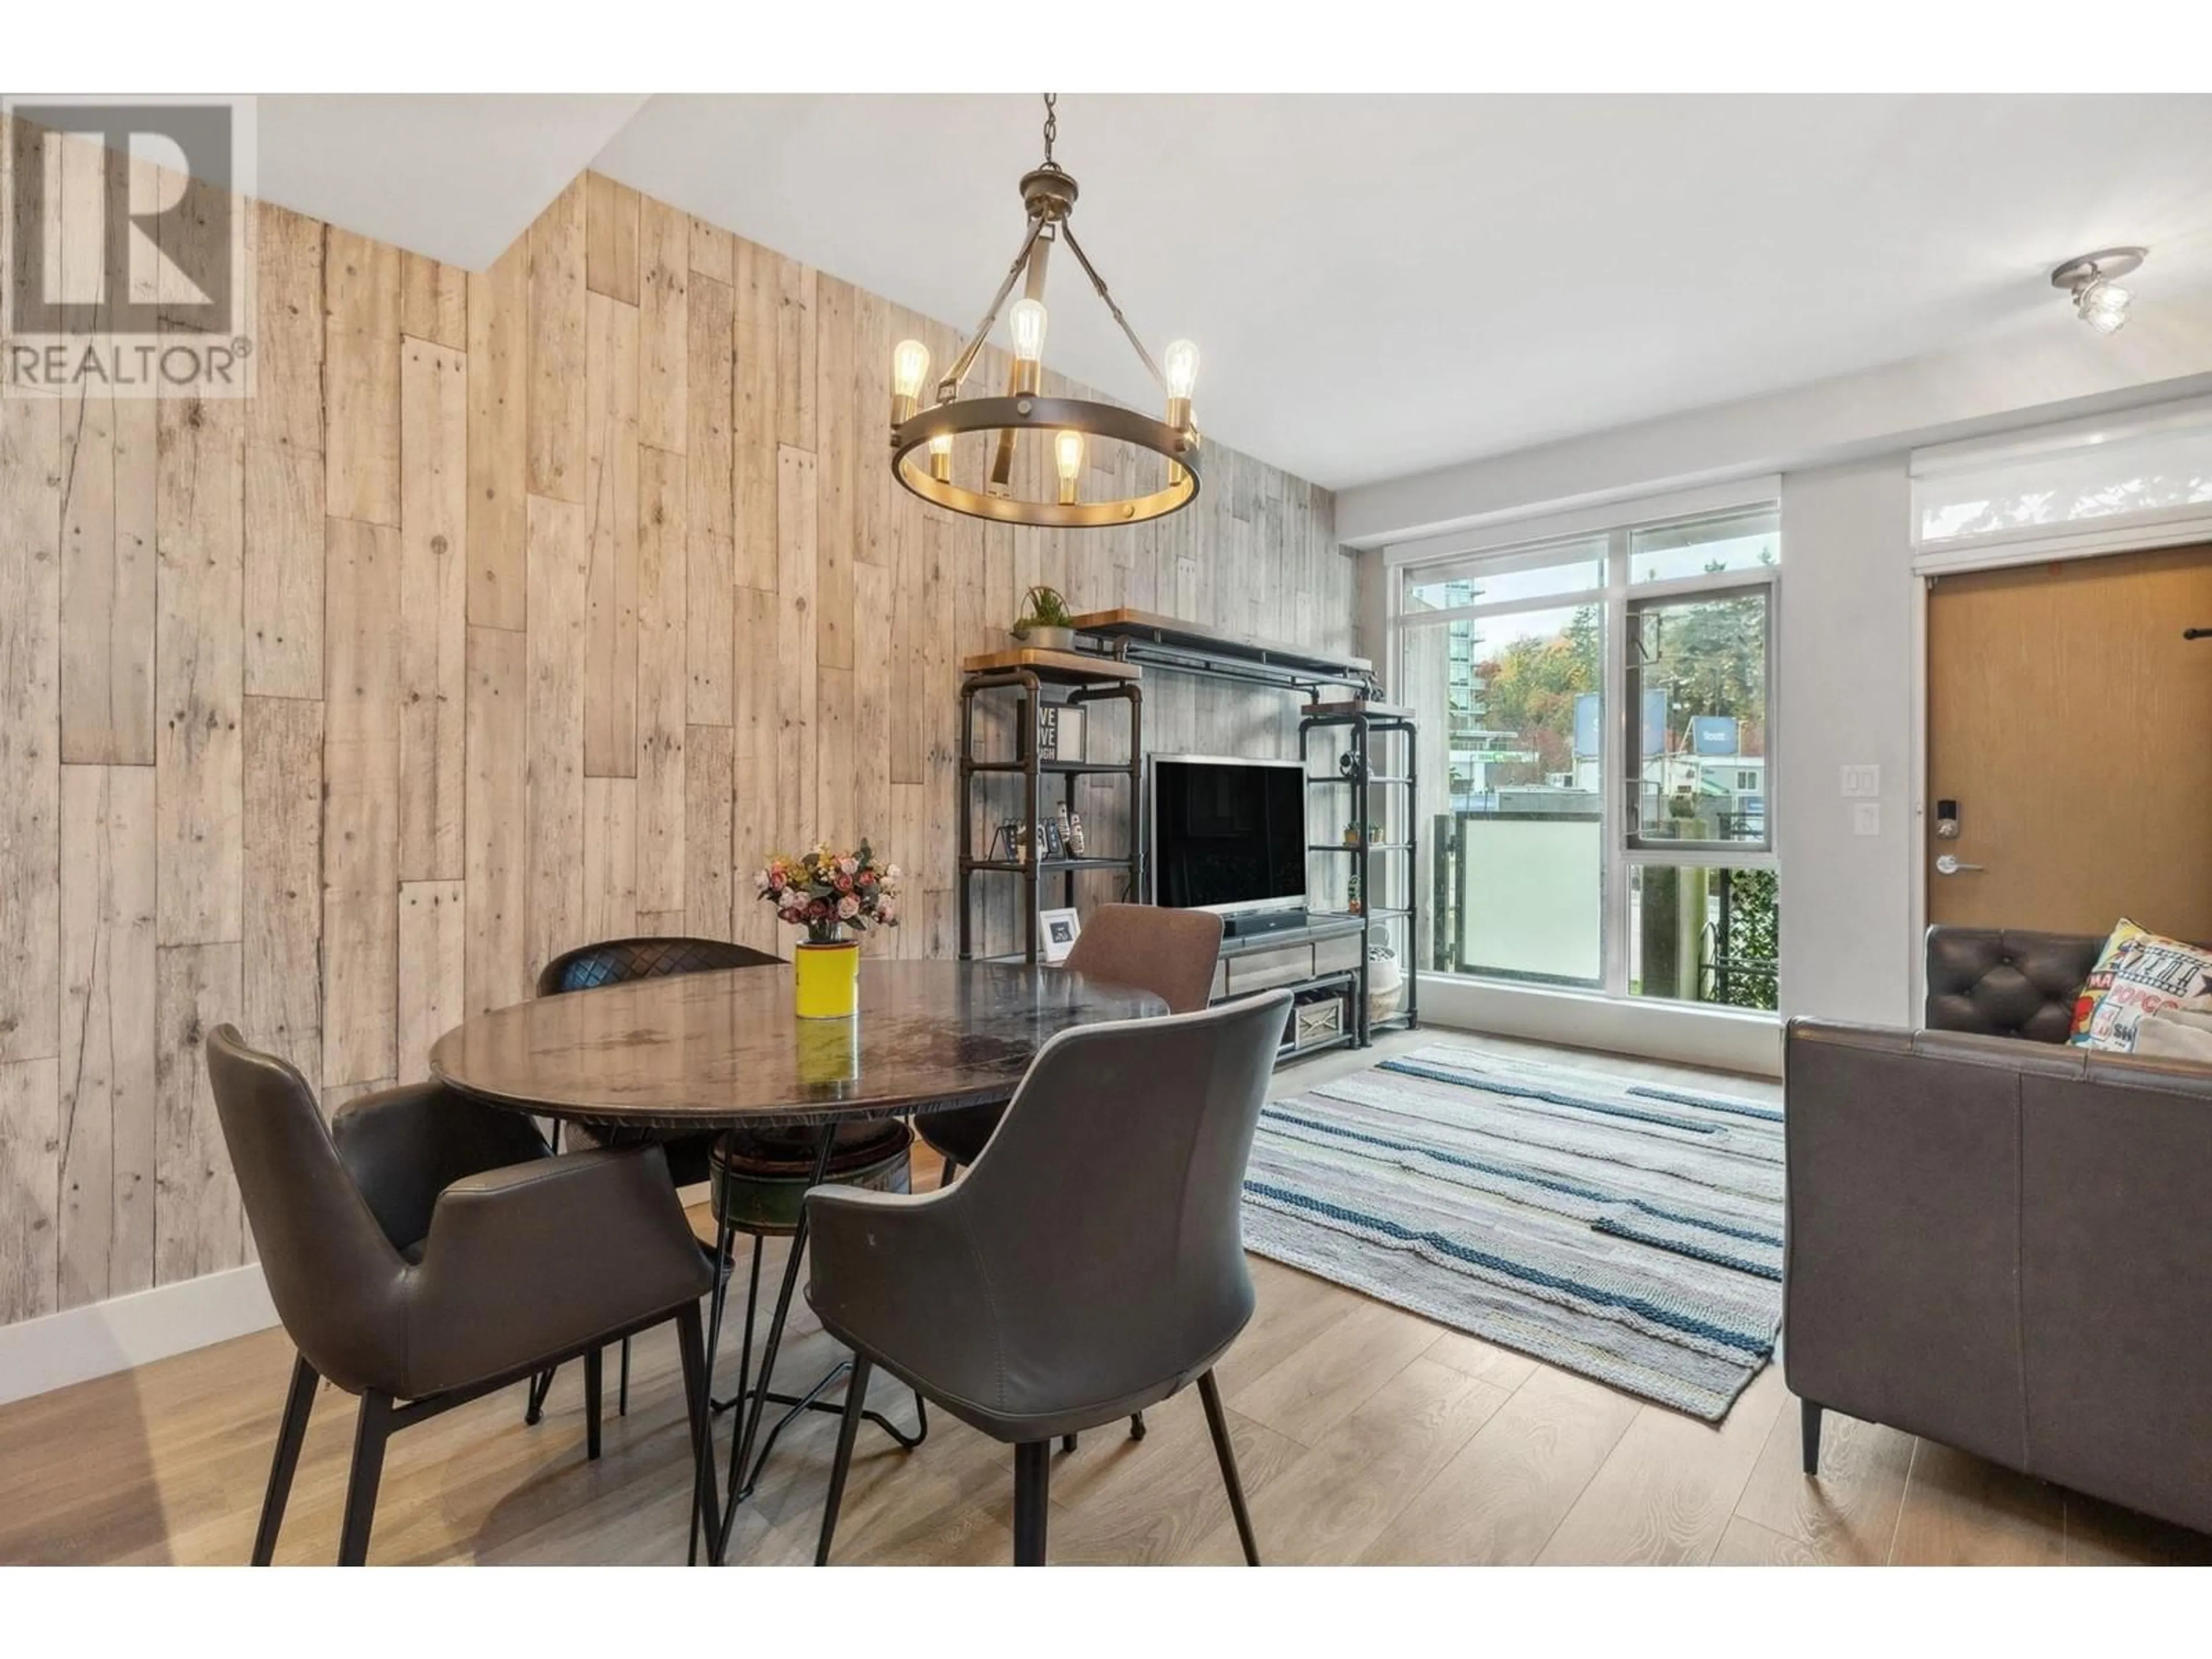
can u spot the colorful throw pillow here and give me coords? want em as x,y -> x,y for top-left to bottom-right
2069,919 -> 2212,1052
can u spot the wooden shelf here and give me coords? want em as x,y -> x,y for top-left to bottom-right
1308,842 -> 1413,854
958,646 -> 1142,684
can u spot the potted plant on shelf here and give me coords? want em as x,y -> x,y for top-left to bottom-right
1010,584 -> 1077,652
1343,819 -> 1381,847
756,842 -> 902,1020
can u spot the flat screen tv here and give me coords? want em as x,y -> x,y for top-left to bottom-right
1149,755 -> 1308,916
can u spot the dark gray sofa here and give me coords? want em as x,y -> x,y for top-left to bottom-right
1785,926 -> 2212,1536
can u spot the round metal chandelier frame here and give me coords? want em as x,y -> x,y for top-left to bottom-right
886,94 -> 1202,529
892,396 -> 1198,528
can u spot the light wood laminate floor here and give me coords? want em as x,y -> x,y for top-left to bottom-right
3,1030 -> 2206,1567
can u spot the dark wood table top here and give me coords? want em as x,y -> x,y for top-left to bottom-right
427,959 -> 1166,1129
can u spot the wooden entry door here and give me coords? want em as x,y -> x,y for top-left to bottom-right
1926,544 -> 2212,939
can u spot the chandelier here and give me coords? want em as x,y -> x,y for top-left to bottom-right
887,93 -> 1202,528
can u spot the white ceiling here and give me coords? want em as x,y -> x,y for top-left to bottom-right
255,95 -> 647,271
228,96 -> 2212,488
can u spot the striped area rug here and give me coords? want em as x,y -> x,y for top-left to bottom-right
1243,1042 -> 1785,1421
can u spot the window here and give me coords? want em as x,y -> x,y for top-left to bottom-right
1401,537 -> 1605,615
1630,507 -> 1779,582
1626,584 -> 1771,849
1404,600 -> 1604,987
1399,505 -> 1779,1013
1911,397 -> 2212,569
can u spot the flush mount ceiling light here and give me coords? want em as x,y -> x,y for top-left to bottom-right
887,93 -> 1201,529
2051,247 -> 2147,336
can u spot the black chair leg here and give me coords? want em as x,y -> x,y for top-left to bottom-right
674,1301 -> 722,1567
619,1336 -> 631,1416
1197,1370 -> 1258,1566
524,1365 -> 555,1425
1013,1440 -> 1052,1565
1130,1410 -> 1146,1440
938,1158 -> 959,1187
585,1347 -> 604,1460
252,1353 -> 320,1565
1060,1432 -> 1077,1454
815,1356 -> 874,1565
1801,1399 -> 1824,1476
338,1391 -> 392,1567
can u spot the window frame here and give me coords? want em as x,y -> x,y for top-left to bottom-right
1392,501 -> 1780,1009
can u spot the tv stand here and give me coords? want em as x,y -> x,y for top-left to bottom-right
1210,914 -> 1368,1062
952,612 -> 1418,1051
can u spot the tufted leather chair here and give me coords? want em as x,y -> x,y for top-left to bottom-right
206,1027 -> 716,1565
527,936 -> 782,1426
539,937 -> 783,1183
1923,926 -> 2105,1044
808,991 -> 1291,1566
537,936 -> 783,998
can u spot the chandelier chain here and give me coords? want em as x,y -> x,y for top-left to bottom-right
1041,92 -> 1057,165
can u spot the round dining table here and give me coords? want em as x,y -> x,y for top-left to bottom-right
427,957 -> 1166,1565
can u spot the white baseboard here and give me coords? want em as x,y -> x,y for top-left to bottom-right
1416,973 -> 1784,1079
0,1263 -> 279,1407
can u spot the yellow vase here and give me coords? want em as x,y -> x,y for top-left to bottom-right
793,941 -> 861,1020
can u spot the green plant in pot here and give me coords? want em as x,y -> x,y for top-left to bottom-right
1011,585 -> 1076,651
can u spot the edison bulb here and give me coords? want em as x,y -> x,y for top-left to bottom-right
1163,339 -> 1200,399
1055,430 -> 1085,505
1009,298 -> 1048,363
927,430 -> 953,483
892,339 -> 931,399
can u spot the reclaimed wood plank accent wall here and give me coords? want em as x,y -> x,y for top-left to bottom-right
0,125 -> 1351,1329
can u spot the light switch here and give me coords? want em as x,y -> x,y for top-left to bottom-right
1853,801 -> 1881,837
1840,765 -> 1881,798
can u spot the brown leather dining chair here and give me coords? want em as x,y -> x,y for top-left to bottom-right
918,903 -> 1223,1181
206,1027 -> 718,1565
807,990 -> 1291,1566
915,902 -> 1223,1448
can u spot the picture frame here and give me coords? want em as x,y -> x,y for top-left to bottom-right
1039,907 -> 1082,965
1021,698 -> 1086,763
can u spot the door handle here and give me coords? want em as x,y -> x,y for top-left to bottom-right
1934,854 -> 1985,876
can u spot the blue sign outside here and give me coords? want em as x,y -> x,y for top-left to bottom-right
1690,715 -> 1740,756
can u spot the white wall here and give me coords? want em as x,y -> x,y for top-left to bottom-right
1775,458 -> 1918,1027
1338,286 -> 2212,550
1347,283 -> 2212,1040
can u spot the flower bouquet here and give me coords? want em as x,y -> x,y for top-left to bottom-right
756,843 -> 902,1018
